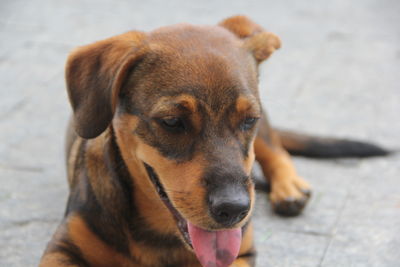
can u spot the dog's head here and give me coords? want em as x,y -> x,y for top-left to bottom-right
66,15 -> 280,264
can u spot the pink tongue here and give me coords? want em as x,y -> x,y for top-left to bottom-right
187,222 -> 241,267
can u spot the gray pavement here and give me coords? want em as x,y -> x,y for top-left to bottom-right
0,0 -> 399,266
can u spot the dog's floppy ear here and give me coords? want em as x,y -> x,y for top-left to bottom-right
66,31 -> 146,139
219,15 -> 281,63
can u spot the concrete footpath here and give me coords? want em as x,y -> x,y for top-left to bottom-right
1,0 -> 399,266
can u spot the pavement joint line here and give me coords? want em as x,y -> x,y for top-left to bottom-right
1,219 -> 60,230
317,190 -> 350,267
283,229 -> 333,238
0,163 -> 44,173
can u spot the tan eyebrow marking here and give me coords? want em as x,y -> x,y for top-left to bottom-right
150,94 -> 198,117
235,95 -> 260,115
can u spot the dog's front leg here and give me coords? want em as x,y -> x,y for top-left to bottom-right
254,112 -> 311,216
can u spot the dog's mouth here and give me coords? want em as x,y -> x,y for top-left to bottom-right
143,162 -> 243,267
143,163 -> 191,246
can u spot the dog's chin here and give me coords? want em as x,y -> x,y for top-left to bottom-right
143,162 -> 249,250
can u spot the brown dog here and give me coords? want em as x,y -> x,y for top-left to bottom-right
40,16 -> 388,267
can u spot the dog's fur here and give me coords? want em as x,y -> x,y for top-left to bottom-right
40,16 -> 389,267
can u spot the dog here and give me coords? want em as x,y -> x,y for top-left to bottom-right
40,16 -> 388,267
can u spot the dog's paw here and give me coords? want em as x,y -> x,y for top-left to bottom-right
269,175 -> 311,216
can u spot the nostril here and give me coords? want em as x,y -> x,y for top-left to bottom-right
210,200 -> 250,226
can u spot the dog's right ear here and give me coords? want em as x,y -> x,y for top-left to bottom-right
219,15 -> 281,63
66,31 -> 146,139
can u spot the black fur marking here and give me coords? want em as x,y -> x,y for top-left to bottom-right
128,216 -> 183,249
51,235 -> 90,267
134,113 -> 196,162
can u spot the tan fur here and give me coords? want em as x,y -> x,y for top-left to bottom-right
239,223 -> 254,256
235,95 -> 259,115
219,15 -> 281,62
66,137 -> 82,187
68,215 -> 129,267
243,32 -> 281,62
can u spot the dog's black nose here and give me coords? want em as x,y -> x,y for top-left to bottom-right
208,187 -> 250,226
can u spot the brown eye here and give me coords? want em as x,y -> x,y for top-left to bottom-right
240,117 -> 258,131
160,117 -> 185,133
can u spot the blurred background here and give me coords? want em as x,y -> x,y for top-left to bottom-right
0,0 -> 399,266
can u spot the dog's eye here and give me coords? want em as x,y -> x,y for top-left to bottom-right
160,117 -> 185,132
240,117 -> 259,131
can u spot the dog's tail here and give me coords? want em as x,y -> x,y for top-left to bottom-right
276,129 -> 392,158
